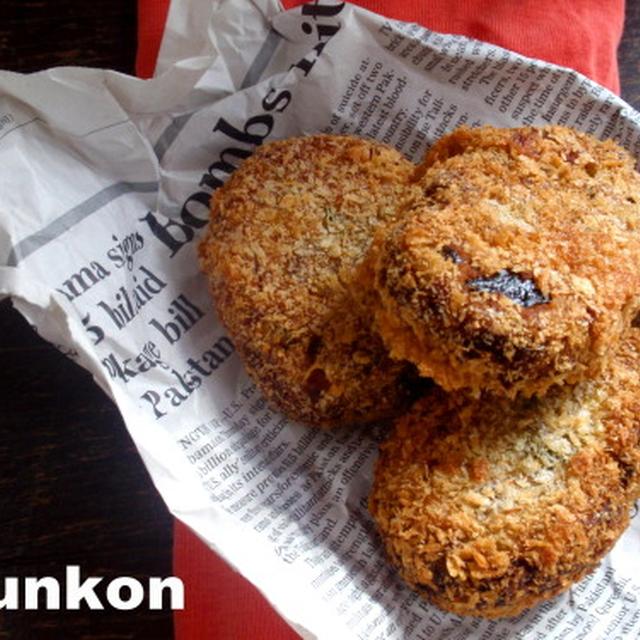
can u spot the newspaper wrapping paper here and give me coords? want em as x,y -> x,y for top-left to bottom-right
1,0 -> 640,637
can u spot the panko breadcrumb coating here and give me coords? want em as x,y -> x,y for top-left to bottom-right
199,135 -> 422,428
360,125 -> 640,398
369,330 -> 640,618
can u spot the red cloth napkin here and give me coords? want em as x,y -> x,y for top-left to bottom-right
136,0 -> 623,93
136,1 -> 625,638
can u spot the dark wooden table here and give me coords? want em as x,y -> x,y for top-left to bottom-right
0,3 -> 173,640
1,2 -> 639,639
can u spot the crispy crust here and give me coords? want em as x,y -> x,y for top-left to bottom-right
199,135 -> 422,428
361,126 -> 640,397
369,330 -> 640,618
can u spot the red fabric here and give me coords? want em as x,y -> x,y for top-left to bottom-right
135,1 -> 626,638
284,0 -> 624,94
173,520 -> 298,640
135,0 -> 624,93
136,0 -> 171,78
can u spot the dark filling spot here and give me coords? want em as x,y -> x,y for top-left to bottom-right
306,334 -> 323,363
422,182 -> 446,201
305,368 -> 331,402
585,162 -> 598,177
632,311 -> 640,328
396,364 -> 433,400
469,332 -> 509,366
378,264 -> 388,289
565,149 -> 580,164
617,459 -> 636,489
514,558 -> 537,586
466,269 -> 549,308
440,245 -> 464,264
430,557 -> 449,590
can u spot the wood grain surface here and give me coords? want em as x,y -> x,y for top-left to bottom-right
1,2 -> 639,639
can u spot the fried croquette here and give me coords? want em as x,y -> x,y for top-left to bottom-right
360,125 -> 640,398
199,135 -> 421,428
369,331 -> 640,618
